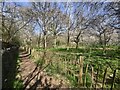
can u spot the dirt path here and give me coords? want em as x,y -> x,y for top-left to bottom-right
19,50 -> 70,89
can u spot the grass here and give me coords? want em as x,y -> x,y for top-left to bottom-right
35,46 -> 120,60
49,47 -> 120,58
50,47 -> 86,53
65,74 -> 78,87
13,79 -> 23,89
33,46 -> 120,88
13,58 -> 23,89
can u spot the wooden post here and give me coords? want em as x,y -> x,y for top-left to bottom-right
95,66 -> 99,90
102,67 -> 107,90
25,46 -> 27,51
79,56 -> 84,87
110,69 -> 116,90
29,48 -> 31,55
84,64 -> 88,87
31,48 -> 34,54
91,65 -> 94,88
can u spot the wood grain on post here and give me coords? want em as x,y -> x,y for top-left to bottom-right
79,56 -> 84,87
91,65 -> 94,88
84,64 -> 88,87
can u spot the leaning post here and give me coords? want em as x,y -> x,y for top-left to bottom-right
79,56 -> 84,87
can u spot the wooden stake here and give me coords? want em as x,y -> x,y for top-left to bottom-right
91,65 -> 94,88
84,64 -> 88,87
95,66 -> 99,90
110,69 -> 116,90
79,56 -> 84,87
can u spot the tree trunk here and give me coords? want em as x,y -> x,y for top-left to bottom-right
54,35 -> 57,48
99,35 -> 102,46
67,30 -> 70,50
75,30 -> 81,49
76,42 -> 79,49
103,32 -> 106,54
43,33 -> 47,49
79,56 -> 84,87
38,33 -> 41,47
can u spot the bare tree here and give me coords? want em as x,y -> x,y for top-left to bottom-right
48,3 -> 64,48
104,2 -> 120,29
63,3 -> 74,48
88,15 -> 115,49
1,2 -> 32,45
104,2 -> 120,45
32,2 -> 53,49
72,3 -> 88,49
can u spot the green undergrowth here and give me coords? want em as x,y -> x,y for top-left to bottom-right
49,47 -> 120,59
13,59 -> 23,89
33,46 -> 120,88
